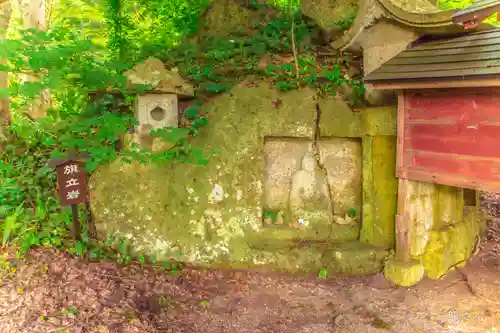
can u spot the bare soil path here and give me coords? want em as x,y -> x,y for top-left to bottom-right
0,246 -> 499,333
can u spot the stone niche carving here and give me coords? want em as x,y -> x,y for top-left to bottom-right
289,150 -> 333,228
262,137 -> 362,230
131,94 -> 179,151
135,94 -> 178,135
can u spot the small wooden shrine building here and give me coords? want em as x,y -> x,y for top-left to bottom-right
364,15 -> 500,272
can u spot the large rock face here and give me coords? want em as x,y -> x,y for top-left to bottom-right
301,0 -> 359,35
89,82 -> 393,274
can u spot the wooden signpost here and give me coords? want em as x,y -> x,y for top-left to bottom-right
48,152 -> 91,241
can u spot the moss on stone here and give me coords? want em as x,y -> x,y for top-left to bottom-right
221,240 -> 388,275
433,185 -> 464,229
320,103 -> 397,138
245,222 -> 360,249
408,181 -> 438,257
360,136 -> 375,245
319,96 -> 363,137
301,0 -> 359,34
359,135 -> 397,249
423,207 -> 485,279
384,258 -> 424,287
372,136 -> 398,248
322,242 -> 389,276
200,0 -> 256,37
360,106 -> 397,136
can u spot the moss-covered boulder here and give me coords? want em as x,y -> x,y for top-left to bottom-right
198,0 -> 278,38
90,81 -> 376,272
300,0 -> 359,35
403,181 -> 486,281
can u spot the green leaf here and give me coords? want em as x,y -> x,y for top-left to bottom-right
2,215 -> 18,247
184,103 -> 201,120
0,88 -> 10,97
74,241 -> 85,256
318,268 -> 328,280
2,203 -> 24,246
35,200 -> 47,220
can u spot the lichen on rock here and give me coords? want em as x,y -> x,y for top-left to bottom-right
89,79 -> 398,274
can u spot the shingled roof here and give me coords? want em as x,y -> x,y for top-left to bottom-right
363,28 -> 500,88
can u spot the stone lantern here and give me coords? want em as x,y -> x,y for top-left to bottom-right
120,57 -> 195,151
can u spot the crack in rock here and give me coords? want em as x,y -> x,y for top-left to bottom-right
312,102 -> 336,237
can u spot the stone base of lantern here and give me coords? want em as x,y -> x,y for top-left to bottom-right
122,133 -> 175,153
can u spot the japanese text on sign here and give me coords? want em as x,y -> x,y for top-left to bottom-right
55,161 -> 88,206
64,164 -> 80,200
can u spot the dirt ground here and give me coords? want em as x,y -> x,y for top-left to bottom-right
0,243 -> 499,333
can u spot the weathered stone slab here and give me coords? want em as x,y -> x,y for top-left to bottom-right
263,138 -> 312,212
318,138 -> 362,225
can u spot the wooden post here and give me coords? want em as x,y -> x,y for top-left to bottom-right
71,204 -> 81,241
395,90 -> 412,262
395,179 -> 411,262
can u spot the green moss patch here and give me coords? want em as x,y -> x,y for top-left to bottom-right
359,135 -> 397,249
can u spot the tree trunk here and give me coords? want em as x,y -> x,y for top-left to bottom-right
17,0 -> 45,28
0,0 -> 12,154
17,0 -> 50,119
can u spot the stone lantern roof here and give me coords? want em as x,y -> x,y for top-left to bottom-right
99,57 -> 195,98
123,57 -> 194,98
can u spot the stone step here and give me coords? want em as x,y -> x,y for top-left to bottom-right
244,237 -> 389,276
245,223 -> 361,251
320,242 -> 390,276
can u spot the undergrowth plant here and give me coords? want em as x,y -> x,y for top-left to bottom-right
162,5 -> 364,102
0,27 -> 207,268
